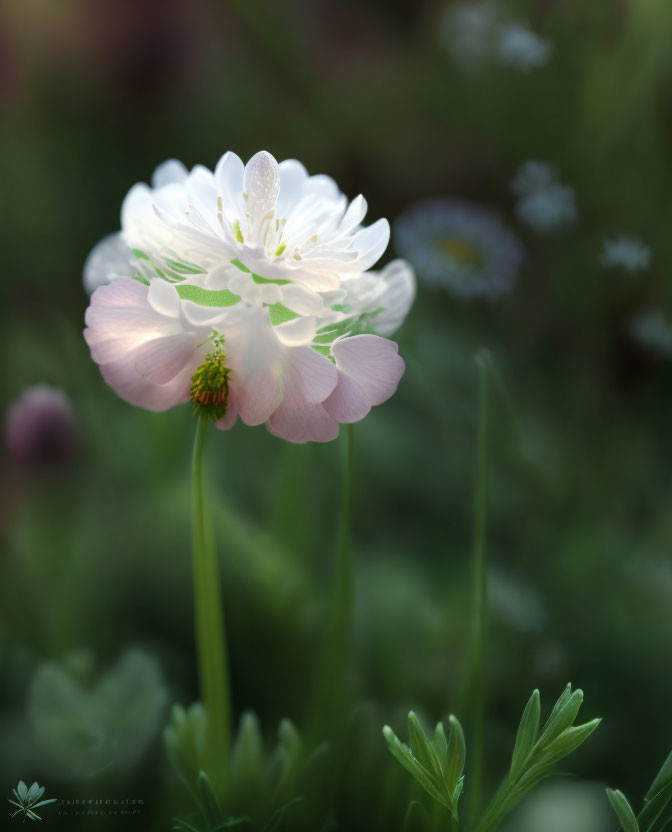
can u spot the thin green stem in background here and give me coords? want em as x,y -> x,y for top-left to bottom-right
467,353 -> 491,828
192,416 -> 232,793
310,422 -> 355,738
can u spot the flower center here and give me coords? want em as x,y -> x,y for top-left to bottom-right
190,335 -> 231,422
437,237 -> 481,268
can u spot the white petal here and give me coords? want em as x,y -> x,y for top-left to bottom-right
214,151 -> 246,222
280,283 -> 326,316
259,284 -> 283,304
83,233 -> 135,294
339,194 -> 368,234
151,159 -> 189,188
243,151 -> 280,218
350,218 -> 390,270
274,316 -> 317,346
147,279 -> 181,318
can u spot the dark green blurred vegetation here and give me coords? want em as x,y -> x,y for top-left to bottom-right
2,0 -> 672,829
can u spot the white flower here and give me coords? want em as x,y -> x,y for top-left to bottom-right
600,235 -> 651,273
511,161 -> 577,233
497,22 -> 552,71
629,310 -> 672,359
439,2 -> 552,73
83,151 -> 415,442
394,198 -> 524,300
438,0 -> 504,68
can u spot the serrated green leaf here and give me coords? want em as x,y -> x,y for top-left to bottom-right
607,789 -> 640,832
510,690 -> 540,780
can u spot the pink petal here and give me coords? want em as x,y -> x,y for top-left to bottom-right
100,354 -> 192,412
133,334 -> 198,384
268,392 -> 339,443
287,346 -> 338,403
322,371 -> 371,423
331,335 -> 405,406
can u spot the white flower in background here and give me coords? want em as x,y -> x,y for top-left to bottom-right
599,235 -> 651,273
497,22 -> 552,71
439,1 -> 552,73
629,311 -> 672,359
394,198 -> 524,300
83,151 -> 415,443
511,160 -> 577,233
438,0 -> 504,68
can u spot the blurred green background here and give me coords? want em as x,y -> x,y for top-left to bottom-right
2,0 -> 672,829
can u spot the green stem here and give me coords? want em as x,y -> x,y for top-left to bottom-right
192,416 -> 231,792
310,422 -> 355,736
468,354 -> 490,828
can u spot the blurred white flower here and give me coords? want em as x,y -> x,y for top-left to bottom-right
394,198 -> 525,300
600,235 -> 651,273
438,0 -> 504,68
497,22 -> 553,71
439,2 -> 552,73
83,151 -> 415,442
629,310 -> 672,359
511,161 -> 577,233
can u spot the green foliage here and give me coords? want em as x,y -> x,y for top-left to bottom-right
475,684 -> 600,832
383,712 -> 465,820
165,705 -> 305,832
607,749 -> 672,832
383,685 -> 600,832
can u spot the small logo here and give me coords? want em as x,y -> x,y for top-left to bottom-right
8,781 -> 56,822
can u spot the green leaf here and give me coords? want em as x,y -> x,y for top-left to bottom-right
430,722 -> 448,772
647,751 -> 672,803
540,719 -> 601,765
176,285 -> 241,307
408,713 -> 442,778
196,771 -> 222,826
639,782 -> 672,832
608,789 -> 640,832
538,687 -> 584,747
383,726 -> 450,808
510,689 -> 540,780
268,303 -> 300,325
445,715 -> 466,789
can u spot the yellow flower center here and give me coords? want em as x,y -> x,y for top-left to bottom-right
437,238 -> 481,268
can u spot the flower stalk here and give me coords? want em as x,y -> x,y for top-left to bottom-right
310,423 -> 355,736
192,415 -> 232,791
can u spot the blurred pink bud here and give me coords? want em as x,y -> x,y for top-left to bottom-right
4,385 -> 76,465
